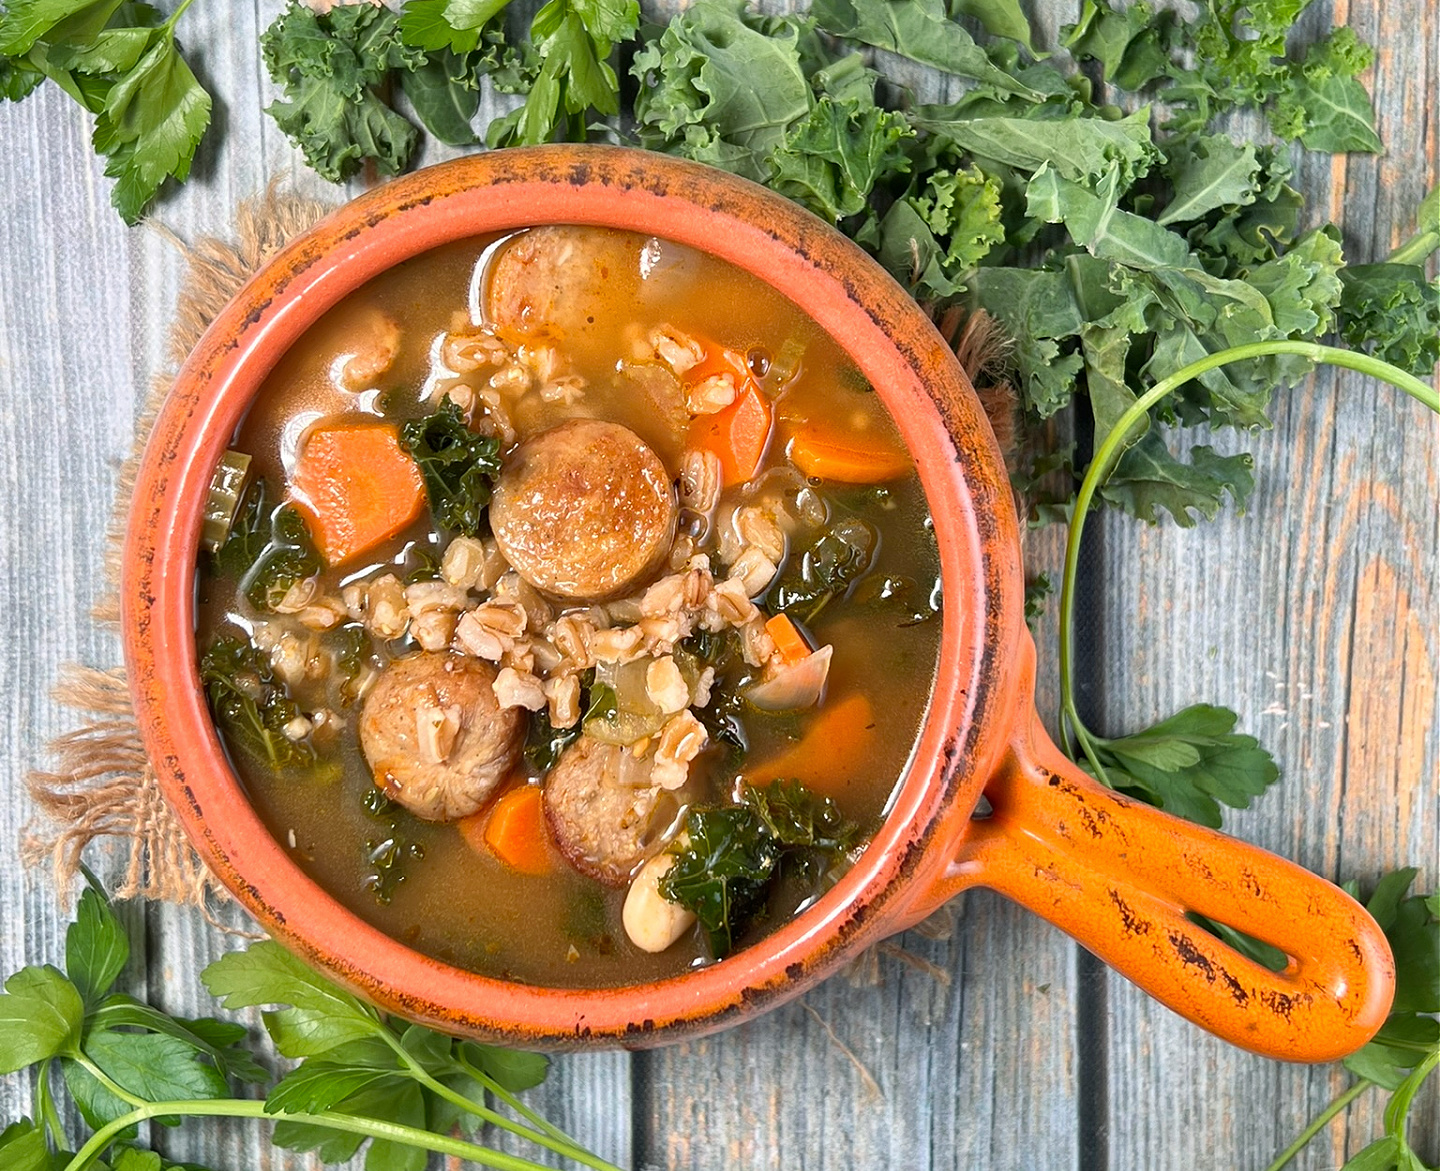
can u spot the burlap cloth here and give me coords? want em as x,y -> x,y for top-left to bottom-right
23,184 -> 1017,977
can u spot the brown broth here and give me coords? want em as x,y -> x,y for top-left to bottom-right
196,229 -> 942,988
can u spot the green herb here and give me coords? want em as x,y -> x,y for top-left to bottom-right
660,780 -> 860,957
199,634 -> 315,770
0,0 -> 211,223
1022,573 -> 1052,629
359,789 -> 426,906
486,0 -> 639,146
1075,703 -> 1279,830
767,516 -> 877,624
399,397 -> 503,538
1267,871 -> 1439,1171
0,877 -> 621,1171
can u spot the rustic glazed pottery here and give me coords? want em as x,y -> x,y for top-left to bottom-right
123,146 -> 1395,1060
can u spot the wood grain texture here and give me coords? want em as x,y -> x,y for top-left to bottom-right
1093,1 -> 1439,1167
0,1 -> 1432,1170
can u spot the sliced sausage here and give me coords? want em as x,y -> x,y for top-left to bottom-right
485,226 -> 644,342
359,652 -> 523,821
543,736 -> 670,886
489,419 -> 677,601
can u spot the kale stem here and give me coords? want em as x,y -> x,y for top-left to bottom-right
1386,228 -> 1439,266
60,1097 -> 560,1171
1057,341 -> 1437,773
36,1058 -> 66,1151
1262,1078 -> 1373,1171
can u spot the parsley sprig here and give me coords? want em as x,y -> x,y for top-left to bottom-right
1265,871 -> 1440,1171
0,875 -> 622,1171
0,0 -> 211,223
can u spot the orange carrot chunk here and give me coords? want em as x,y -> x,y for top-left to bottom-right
690,382 -> 775,487
742,692 -> 876,798
764,613 -> 811,666
787,428 -> 911,484
290,421 -> 426,567
461,785 -> 554,876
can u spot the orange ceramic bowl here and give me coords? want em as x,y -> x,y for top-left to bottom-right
123,146 -> 1394,1059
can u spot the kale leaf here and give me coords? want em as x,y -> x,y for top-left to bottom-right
766,517 -> 877,624
261,0 -> 425,183
241,502 -> 322,614
399,397 -> 503,537
359,788 -> 427,906
659,780 -> 860,957
199,634 -> 315,770
524,668 -> 601,771
1337,265 -> 1440,378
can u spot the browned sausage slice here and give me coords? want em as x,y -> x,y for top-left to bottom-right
485,226 -> 645,342
490,419 -> 677,601
543,736 -> 668,886
359,652 -> 523,821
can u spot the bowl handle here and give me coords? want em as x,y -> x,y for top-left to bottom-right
925,667 -> 1395,1062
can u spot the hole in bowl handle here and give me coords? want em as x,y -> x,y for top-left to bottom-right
945,707 -> 1396,1062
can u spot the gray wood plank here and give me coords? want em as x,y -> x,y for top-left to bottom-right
1093,0 -> 1440,1167
0,0 -> 1432,1168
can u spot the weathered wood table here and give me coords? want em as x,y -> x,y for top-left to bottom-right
1,1 -> 1434,1168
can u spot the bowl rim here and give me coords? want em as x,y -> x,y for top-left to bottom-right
122,145 -> 1023,1046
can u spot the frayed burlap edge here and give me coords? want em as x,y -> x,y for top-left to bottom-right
22,184 -> 1011,988
25,181 -> 335,905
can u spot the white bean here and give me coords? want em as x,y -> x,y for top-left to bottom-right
622,854 -> 696,954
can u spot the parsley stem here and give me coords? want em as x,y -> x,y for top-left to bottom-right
455,1051 -> 607,1165
373,1026 -> 621,1170
1383,1046 -> 1440,1149
163,0 -> 197,32
1057,341 -> 1437,778
1262,1077 -> 1372,1171
60,1097 -> 563,1171
72,1052 -> 149,1111
36,1058 -> 65,1151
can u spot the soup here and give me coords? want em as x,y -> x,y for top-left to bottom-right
195,226 -> 942,988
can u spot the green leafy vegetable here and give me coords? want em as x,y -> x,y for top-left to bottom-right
1269,872 -> 1439,1171
66,881 -> 129,1007
359,788 -> 427,906
399,396 -> 503,537
0,879 -> 613,1171
660,780 -> 861,957
0,0 -> 210,222
767,516 -> 878,623
199,633 -> 315,769
812,0 -> 1039,98
260,0 -> 425,183
0,965 -> 83,1075
1077,704 -> 1280,828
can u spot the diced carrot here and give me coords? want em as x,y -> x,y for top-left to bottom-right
786,427 -> 911,485
690,382 -> 775,487
765,613 -> 811,667
290,421 -> 426,567
460,785 -> 554,876
742,692 -> 876,798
